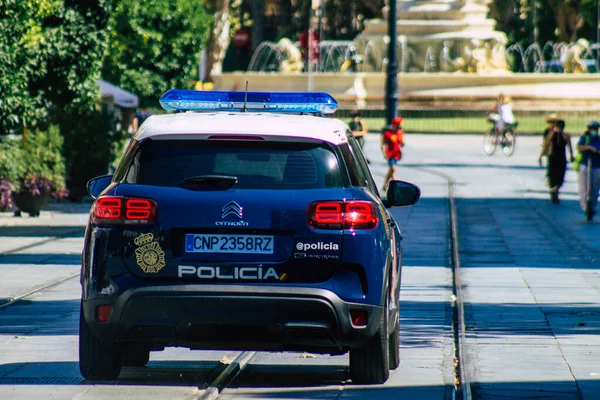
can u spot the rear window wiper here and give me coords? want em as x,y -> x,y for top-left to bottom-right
181,175 -> 238,188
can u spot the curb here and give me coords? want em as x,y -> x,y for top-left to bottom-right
413,167 -> 471,400
448,176 -> 472,400
197,351 -> 255,400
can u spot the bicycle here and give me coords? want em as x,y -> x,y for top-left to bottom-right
484,115 -> 518,157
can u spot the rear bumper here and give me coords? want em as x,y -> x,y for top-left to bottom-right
82,284 -> 382,354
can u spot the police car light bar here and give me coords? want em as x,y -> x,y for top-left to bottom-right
159,90 -> 338,115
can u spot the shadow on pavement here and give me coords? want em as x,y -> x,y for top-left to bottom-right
455,198 -> 600,269
0,360 -> 222,387
0,254 -> 81,265
0,299 -> 80,336
0,226 -> 85,238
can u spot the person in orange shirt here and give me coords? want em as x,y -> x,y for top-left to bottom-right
381,117 -> 405,192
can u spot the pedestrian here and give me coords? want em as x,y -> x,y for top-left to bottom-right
381,117 -> 405,193
539,113 -> 560,186
538,120 -> 574,204
349,109 -> 370,163
576,120 -> 600,218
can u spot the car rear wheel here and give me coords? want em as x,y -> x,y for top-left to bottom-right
122,345 -> 151,367
349,298 -> 391,384
79,306 -> 122,380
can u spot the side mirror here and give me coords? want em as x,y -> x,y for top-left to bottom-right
384,180 -> 421,208
86,175 -> 114,199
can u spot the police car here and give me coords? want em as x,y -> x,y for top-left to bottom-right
79,90 -> 420,384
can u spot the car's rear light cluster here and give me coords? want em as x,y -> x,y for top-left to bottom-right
92,196 -> 157,225
308,201 -> 378,230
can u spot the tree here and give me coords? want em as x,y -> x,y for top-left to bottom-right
0,0 -> 109,134
0,0 -> 49,134
0,0 -> 114,198
550,0 -> 584,42
102,0 -> 211,107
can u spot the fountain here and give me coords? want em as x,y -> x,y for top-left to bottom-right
354,0 -> 509,73
213,0 -> 600,110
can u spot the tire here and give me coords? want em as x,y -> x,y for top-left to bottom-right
502,129 -> 516,157
349,298 -> 390,384
483,129 -> 497,155
122,345 -> 150,367
79,306 -> 122,380
388,310 -> 400,370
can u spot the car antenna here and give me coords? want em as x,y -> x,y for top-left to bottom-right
241,81 -> 249,112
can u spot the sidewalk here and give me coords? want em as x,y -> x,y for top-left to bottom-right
0,202 -> 91,305
0,202 -> 90,254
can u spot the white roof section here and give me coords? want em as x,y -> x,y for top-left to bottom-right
134,112 -> 350,145
98,80 -> 139,108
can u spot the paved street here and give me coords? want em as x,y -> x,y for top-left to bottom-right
1,133 -> 599,399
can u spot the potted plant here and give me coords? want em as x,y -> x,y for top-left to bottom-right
0,137 -> 23,212
0,178 -> 14,212
10,125 -> 69,217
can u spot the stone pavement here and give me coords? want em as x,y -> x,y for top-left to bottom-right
0,202 -> 90,305
373,133 -> 600,400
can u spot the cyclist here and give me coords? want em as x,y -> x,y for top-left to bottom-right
489,93 -> 515,141
576,120 -> 600,218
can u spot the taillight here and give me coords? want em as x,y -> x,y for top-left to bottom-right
308,201 -> 378,230
94,197 -> 122,220
92,196 -> 157,225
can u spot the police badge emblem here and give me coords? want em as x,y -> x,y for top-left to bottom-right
134,233 -> 165,273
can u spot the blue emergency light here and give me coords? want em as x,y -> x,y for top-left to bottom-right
159,89 -> 338,115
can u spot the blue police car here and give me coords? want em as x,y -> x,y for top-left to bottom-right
79,90 -> 420,384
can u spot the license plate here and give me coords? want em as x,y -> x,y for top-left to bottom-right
185,234 -> 274,254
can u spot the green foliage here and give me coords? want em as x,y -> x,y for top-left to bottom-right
0,138 -> 25,184
102,0 -> 211,107
0,0 -> 112,134
58,107 -> 112,200
0,125 -> 67,193
21,125 -> 66,191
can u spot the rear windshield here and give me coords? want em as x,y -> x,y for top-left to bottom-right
123,139 -> 345,189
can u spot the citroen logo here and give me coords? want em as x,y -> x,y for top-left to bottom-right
222,201 -> 243,219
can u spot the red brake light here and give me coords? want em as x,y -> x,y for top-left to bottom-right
308,201 -> 378,230
207,135 -> 265,141
92,196 -> 157,225
126,199 -> 153,220
313,202 -> 343,225
93,197 -> 122,221
345,201 -> 378,229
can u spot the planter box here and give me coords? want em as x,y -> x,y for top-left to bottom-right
12,190 -> 50,217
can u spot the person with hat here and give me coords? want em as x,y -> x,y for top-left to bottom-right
539,113 -> 560,186
538,119 -> 574,204
349,109 -> 368,151
381,117 -> 405,192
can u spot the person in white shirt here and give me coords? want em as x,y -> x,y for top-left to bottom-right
491,93 -> 515,138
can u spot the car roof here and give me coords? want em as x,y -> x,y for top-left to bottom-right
134,112 -> 350,145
